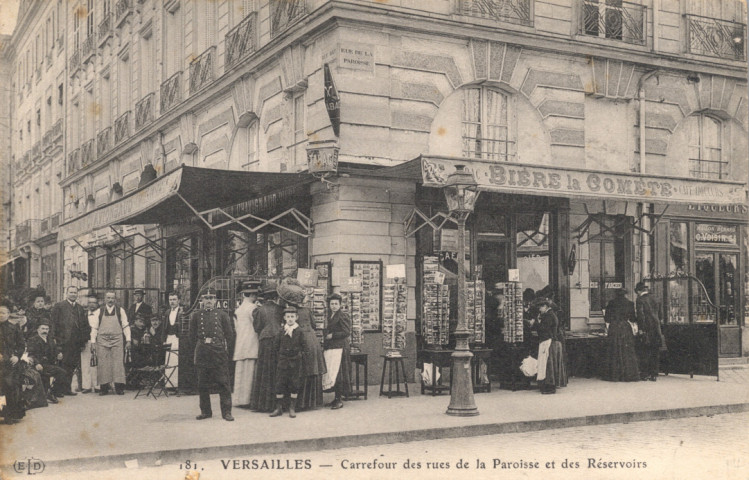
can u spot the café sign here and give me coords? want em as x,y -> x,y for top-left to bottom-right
695,223 -> 738,245
420,157 -> 747,205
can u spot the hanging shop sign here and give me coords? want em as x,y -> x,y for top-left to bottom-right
419,157 -> 746,205
695,223 -> 738,245
323,63 -> 341,137
307,142 -> 339,175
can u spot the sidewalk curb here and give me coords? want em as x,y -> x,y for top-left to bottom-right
16,402 -> 749,474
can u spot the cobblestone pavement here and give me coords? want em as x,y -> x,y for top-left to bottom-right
26,412 -> 749,480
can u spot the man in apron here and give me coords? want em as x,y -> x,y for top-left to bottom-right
94,291 -> 131,395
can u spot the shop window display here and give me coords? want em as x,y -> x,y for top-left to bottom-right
588,216 -> 627,313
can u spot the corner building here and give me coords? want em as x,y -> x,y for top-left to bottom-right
35,0 -> 749,383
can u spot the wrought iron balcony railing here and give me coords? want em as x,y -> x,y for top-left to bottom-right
160,71 -> 182,114
82,35 -> 96,63
116,0 -> 133,28
226,13 -> 257,68
135,92 -> 155,130
99,13 -> 114,46
270,0 -> 306,37
69,49 -> 81,74
189,46 -> 215,95
456,0 -> 533,27
15,219 -> 41,245
581,0 -> 646,45
42,119 -> 63,150
97,127 -> 112,157
81,138 -> 97,167
115,111 -> 131,145
50,212 -> 61,230
40,213 -> 61,237
32,142 -> 41,161
68,148 -> 81,175
685,14 -> 746,61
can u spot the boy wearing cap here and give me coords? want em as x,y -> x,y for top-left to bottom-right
270,306 -> 305,418
189,289 -> 235,421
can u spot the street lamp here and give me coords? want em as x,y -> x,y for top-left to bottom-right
444,165 -> 480,417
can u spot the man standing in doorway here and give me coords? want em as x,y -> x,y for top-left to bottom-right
189,288 -> 235,421
51,286 -> 90,395
94,291 -> 131,395
635,281 -> 665,382
162,292 -> 183,390
127,289 -> 153,326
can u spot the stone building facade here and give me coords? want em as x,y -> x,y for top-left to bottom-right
5,0 -> 749,368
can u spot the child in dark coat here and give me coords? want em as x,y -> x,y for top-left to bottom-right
270,306 -> 305,418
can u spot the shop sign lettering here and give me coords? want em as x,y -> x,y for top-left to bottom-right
421,157 -> 746,205
687,203 -> 748,215
60,169 -> 183,241
695,224 -> 738,245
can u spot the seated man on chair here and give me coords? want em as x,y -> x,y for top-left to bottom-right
26,321 -> 69,403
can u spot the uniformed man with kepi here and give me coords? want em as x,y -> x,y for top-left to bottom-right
189,288 -> 235,421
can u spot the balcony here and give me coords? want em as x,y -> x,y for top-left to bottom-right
68,148 -> 81,175
135,93 -> 155,130
226,13 -> 257,69
97,127 -> 112,157
39,213 -> 61,237
189,46 -> 215,95
15,219 -> 41,246
69,49 -> 81,74
42,119 -> 63,152
81,138 -> 97,167
116,0 -> 134,28
581,0 -> 646,45
32,142 -> 41,162
115,111 -> 131,145
271,0 -> 306,37
82,35 -> 96,63
160,71 -> 182,114
456,0 -> 533,27
99,13 -> 114,46
685,14 -> 746,61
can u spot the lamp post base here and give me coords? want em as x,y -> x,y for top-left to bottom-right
446,343 -> 479,417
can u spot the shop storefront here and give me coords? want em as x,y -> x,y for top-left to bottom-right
652,203 -> 748,357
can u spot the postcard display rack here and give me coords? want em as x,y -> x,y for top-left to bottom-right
383,280 -> 408,354
340,277 -> 364,352
421,256 -> 450,346
299,266 -> 330,345
497,282 -> 524,344
351,261 -> 382,332
466,280 -> 486,344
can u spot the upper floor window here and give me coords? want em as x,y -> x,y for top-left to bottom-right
581,0 -> 646,45
687,114 -> 725,179
462,87 -> 514,161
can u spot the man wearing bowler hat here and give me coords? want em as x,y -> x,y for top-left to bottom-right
127,289 -> 153,327
189,288 -> 235,421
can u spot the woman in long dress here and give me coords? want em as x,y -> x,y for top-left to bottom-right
532,298 -> 567,394
323,294 -> 351,409
602,288 -> 640,382
249,282 -> 284,412
276,278 -> 326,411
232,282 -> 260,407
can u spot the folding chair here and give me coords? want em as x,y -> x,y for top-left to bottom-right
134,344 -> 170,399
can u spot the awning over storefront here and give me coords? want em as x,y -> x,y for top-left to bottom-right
369,156 -> 747,206
59,166 -> 313,241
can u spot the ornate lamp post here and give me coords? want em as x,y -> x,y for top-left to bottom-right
444,165 -> 480,417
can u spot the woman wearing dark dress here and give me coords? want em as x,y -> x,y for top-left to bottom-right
602,289 -> 640,382
276,278 -> 326,411
531,298 -> 567,394
249,282 -> 284,412
324,294 -> 351,409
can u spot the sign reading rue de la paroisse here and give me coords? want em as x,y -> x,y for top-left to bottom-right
420,157 -> 747,205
